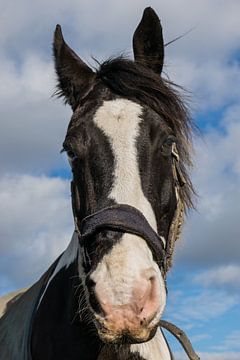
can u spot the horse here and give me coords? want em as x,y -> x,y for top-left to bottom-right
0,7 -> 196,360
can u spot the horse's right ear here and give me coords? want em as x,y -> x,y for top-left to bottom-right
53,25 -> 96,110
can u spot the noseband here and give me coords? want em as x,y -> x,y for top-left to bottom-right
76,203 -> 166,271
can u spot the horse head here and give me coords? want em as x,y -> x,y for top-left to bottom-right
53,7 -> 193,345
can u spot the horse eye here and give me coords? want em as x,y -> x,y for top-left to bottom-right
164,135 -> 176,146
67,150 -> 76,159
161,135 -> 176,157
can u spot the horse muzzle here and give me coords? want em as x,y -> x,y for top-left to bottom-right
90,271 -> 162,344
94,311 -> 158,344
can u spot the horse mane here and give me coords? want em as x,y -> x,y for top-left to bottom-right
96,56 -> 195,210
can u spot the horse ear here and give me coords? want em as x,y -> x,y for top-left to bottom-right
133,7 -> 164,74
53,25 -> 96,109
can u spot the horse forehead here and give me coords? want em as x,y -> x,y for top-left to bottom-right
93,98 -> 143,139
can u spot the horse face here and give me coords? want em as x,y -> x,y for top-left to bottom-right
54,8 -> 188,344
64,98 -> 177,344
65,97 -> 179,343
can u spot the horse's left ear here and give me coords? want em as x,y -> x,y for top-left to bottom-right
133,7 -> 164,74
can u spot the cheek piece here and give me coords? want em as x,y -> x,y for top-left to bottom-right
70,153 -> 199,360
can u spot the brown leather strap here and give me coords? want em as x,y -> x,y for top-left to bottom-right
159,320 -> 200,360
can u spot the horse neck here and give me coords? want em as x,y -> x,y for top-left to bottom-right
31,233 -> 102,360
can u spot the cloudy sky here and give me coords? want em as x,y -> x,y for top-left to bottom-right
0,0 -> 240,358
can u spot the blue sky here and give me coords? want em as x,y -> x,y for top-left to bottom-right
0,1 -> 240,359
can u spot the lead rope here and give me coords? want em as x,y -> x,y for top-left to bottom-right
158,320 -> 200,360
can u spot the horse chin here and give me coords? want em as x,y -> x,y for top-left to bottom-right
95,322 -> 158,344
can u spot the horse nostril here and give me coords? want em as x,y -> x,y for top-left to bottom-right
85,276 -> 96,289
85,277 -> 104,316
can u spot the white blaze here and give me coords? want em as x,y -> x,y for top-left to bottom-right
93,98 -> 157,229
92,99 -> 169,358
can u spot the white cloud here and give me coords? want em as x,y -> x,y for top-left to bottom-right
165,272 -> 240,355
193,265 -> 240,291
0,53 -> 71,175
0,174 -> 73,294
211,331 -> 240,352
167,289 -> 238,325
167,59 -> 240,111
174,104 -> 240,267
0,54 -> 53,102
